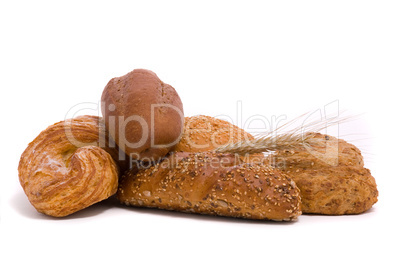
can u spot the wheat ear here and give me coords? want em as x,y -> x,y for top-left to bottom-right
214,112 -> 352,155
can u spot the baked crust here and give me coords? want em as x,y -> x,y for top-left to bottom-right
117,151 -> 302,221
174,115 -> 378,215
274,133 -> 378,215
101,69 -> 184,162
173,115 -> 254,152
18,115 -> 120,217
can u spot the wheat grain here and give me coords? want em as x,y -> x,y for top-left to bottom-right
214,112 -> 353,155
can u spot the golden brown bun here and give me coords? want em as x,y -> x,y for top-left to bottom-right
101,69 -> 184,162
18,115 -> 120,217
173,115 -> 254,152
273,133 -> 378,215
117,151 -> 302,221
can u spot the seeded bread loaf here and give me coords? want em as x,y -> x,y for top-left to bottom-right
117,151 -> 302,221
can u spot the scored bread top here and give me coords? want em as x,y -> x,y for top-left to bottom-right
173,115 -> 254,152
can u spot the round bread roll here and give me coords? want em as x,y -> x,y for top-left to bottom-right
101,69 -> 184,162
173,115 -> 254,152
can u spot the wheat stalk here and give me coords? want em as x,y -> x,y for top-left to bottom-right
214,112 -> 352,155
214,133 -> 313,155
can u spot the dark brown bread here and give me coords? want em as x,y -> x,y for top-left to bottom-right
117,151 -> 302,221
101,69 -> 184,162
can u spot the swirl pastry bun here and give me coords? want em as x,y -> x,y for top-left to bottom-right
101,69 -> 184,162
18,115 -> 120,217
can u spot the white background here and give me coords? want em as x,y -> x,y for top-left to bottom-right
1,1 -> 401,268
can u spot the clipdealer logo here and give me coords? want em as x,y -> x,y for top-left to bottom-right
62,99 -> 341,167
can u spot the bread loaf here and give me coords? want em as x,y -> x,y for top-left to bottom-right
173,115 -> 263,165
117,151 -> 302,221
173,115 -> 254,152
273,133 -> 378,215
